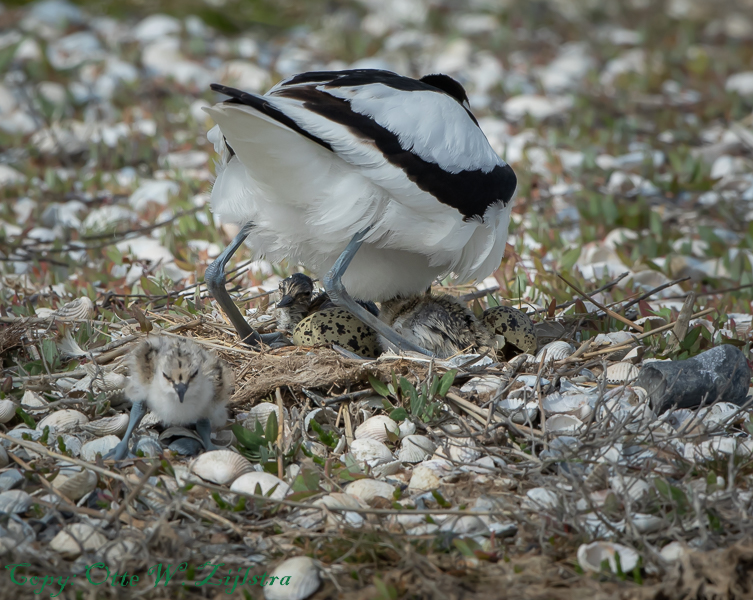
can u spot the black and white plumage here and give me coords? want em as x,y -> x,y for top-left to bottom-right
105,336 -> 233,460
203,69 -> 516,354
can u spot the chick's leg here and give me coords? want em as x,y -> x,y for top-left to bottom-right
196,418 -> 218,452
104,400 -> 147,460
323,228 -> 433,356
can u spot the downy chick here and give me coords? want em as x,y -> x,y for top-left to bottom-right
106,336 -> 233,460
379,292 -> 495,359
276,273 -> 378,333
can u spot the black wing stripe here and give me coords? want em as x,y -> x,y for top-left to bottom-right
276,86 -> 517,221
210,83 -> 333,152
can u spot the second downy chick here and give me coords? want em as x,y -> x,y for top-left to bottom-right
379,292 -> 495,358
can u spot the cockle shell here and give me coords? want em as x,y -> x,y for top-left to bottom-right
435,436 -> 480,464
605,362 -> 640,383
50,523 -> 107,559
53,297 -> 95,321
38,409 -> 89,433
546,414 -> 584,435
81,436 -> 120,462
439,515 -> 488,535
83,413 -> 129,437
21,390 -> 48,412
609,475 -> 650,501
0,399 -> 16,424
495,397 -> 539,424
398,435 -> 436,463
523,487 -> 559,510
398,420 -> 416,438
230,472 -> 291,500
348,438 -> 394,468
52,466 -> 98,501
354,415 -> 400,442
245,403 -> 285,431
134,437 -> 163,457
0,490 -> 32,514
577,541 -> 639,574
303,407 -> 338,433
0,470 -> 23,492
263,556 -> 320,600
189,449 -> 252,485
460,376 -> 505,398
345,479 -> 395,504
535,340 -> 575,363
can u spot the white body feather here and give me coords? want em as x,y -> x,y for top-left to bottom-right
204,75 -> 515,301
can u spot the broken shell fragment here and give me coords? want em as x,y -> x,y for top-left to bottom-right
189,449 -> 252,485
263,556 -> 320,600
54,297 -> 95,321
50,523 -> 107,559
52,467 -> 98,501
348,438 -> 394,468
577,541 -> 639,574
0,490 -> 33,514
81,436 -> 120,462
535,340 -> 575,363
605,362 -> 640,384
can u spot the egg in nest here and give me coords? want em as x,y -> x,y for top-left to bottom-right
293,308 -> 379,358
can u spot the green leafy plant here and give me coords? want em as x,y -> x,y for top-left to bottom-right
368,369 -> 456,423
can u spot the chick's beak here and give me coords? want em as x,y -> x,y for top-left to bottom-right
277,295 -> 294,308
173,382 -> 188,403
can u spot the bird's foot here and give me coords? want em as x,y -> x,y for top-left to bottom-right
103,441 -> 133,461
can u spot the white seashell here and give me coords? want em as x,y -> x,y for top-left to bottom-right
546,414 -> 583,435
245,403 -> 285,431
50,523 -> 108,559
189,450 -> 252,485
398,420 -> 416,439
460,376 -> 505,397
140,411 -> 162,428
303,407 -> 338,433
609,475 -> 650,501
54,297 -> 95,321
348,438 -> 394,468
542,393 -> 592,419
435,436 -> 480,464
495,397 -> 539,424
354,415 -> 400,442
38,409 -> 89,433
134,437 -> 163,457
605,362 -> 639,384
230,472 -> 290,500
83,413 -> 129,437
81,436 -> 120,462
0,399 -> 15,424
0,490 -> 32,513
523,487 -> 558,510
660,541 -> 687,563
631,513 -> 664,533
53,467 -> 98,501
408,460 -> 452,492
370,459 -> 402,478
263,556 -> 320,600
99,538 -> 140,565
703,402 -> 745,428
439,515 -> 488,535
314,492 -> 368,528
398,435 -> 436,463
21,390 -> 48,411
665,408 -> 695,430
60,434 -> 82,457
406,523 -> 439,535
577,541 -> 639,574
0,445 -> 8,469
0,469 -> 24,492
345,479 -> 395,503
535,341 -> 575,363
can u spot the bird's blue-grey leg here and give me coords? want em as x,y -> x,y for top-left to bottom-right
205,222 -> 288,348
323,228 -> 433,356
104,400 -> 147,460
195,418 -> 218,452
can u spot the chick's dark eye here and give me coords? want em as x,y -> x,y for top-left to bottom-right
162,372 -> 172,382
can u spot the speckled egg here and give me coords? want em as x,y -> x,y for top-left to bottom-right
482,305 -> 537,359
292,308 -> 379,358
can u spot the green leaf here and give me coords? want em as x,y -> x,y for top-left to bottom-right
16,407 -> 35,429
265,410 -> 279,444
431,490 -> 451,508
437,369 -> 457,397
389,408 -> 408,422
368,374 -> 390,397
